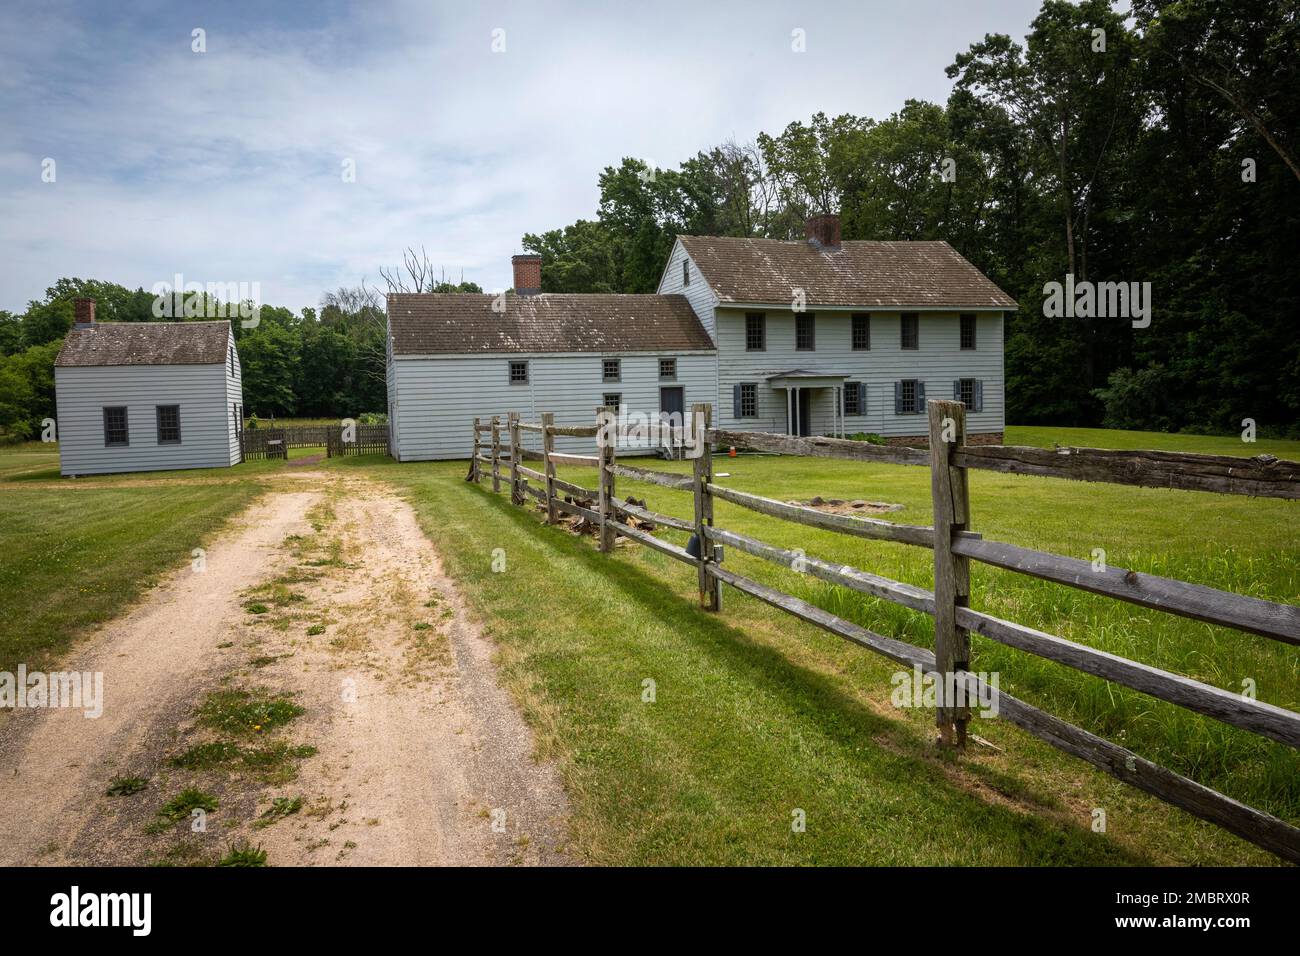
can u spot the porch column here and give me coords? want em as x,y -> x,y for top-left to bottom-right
787,387 -> 794,436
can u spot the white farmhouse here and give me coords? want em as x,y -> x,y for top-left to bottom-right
386,215 -> 1017,460
54,299 -> 244,476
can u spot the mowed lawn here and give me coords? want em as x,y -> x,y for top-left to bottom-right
1,427 -> 1295,865
0,444 -> 267,674
350,425 -> 1299,865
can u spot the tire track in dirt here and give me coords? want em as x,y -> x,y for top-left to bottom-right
0,477 -> 572,866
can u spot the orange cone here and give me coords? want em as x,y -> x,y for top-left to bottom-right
728,446 -> 737,457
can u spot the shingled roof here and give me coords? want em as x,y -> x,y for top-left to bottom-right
387,293 -> 715,355
677,236 -> 1017,309
55,321 -> 232,367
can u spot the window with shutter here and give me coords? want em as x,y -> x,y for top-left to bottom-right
739,383 -> 757,417
843,382 -> 862,416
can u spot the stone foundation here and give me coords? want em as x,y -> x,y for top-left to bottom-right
881,431 -> 1004,449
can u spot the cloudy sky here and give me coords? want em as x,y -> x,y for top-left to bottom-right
0,0 -> 1044,314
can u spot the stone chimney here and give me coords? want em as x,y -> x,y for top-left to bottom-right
511,254 -> 542,295
74,297 -> 96,328
805,213 -> 842,250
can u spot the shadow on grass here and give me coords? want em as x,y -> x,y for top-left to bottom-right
459,479 -> 1148,866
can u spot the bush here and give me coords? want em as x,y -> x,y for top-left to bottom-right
1092,365 -> 1181,432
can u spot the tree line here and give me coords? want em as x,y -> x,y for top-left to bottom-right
2,0 -> 1295,441
522,0 -> 1299,436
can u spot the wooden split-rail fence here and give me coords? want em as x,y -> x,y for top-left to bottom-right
469,404 -> 1300,862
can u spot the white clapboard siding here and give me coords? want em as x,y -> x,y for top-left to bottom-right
55,364 -> 234,475
392,351 -> 718,461
656,239 -> 719,342
715,308 -> 1005,438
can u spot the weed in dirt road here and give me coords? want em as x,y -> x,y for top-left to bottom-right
254,796 -> 304,828
106,776 -> 148,796
157,788 -> 218,822
218,841 -> 267,866
198,688 -> 304,735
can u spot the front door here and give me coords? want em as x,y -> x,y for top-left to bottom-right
797,389 -> 812,437
660,387 -> 685,454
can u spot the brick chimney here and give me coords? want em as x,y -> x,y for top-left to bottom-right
512,254 -> 542,295
73,297 -> 96,328
805,213 -> 841,250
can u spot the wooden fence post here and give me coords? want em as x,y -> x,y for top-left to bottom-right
508,411 -> 521,505
471,417 -> 481,482
692,403 -> 721,611
490,415 -> 501,493
596,406 -> 614,552
928,398 -> 971,748
542,412 -> 557,523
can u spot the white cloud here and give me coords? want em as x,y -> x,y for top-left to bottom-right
0,0 -> 1043,313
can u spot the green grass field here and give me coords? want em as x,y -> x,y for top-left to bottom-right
1,426 -> 1295,865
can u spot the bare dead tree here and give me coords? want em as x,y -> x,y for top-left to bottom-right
379,246 -> 439,293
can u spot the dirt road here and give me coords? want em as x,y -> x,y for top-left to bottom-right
0,477 -> 571,866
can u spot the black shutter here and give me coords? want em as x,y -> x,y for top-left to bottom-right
916,381 -> 926,412
733,384 -> 742,419
975,380 -> 984,412
893,381 -> 902,415
953,379 -> 962,401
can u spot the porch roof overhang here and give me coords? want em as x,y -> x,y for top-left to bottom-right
765,369 -> 850,390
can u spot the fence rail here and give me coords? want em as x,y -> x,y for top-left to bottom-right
469,405 -> 1300,862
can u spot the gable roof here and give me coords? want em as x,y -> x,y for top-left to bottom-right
55,321 -> 232,367
676,236 -> 1017,310
387,293 -> 715,355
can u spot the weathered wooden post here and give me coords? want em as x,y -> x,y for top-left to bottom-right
471,417 -> 481,482
928,398 -> 971,748
508,411 -> 521,505
490,415 -> 501,494
596,405 -> 615,553
541,411 -> 557,524
692,403 -> 721,611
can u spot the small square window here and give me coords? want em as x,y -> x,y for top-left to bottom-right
156,405 -> 181,444
602,358 -> 621,382
745,313 -> 765,351
901,314 -> 919,350
602,392 -> 622,410
659,357 -> 676,380
852,314 -> 870,350
960,314 -> 976,350
843,383 -> 862,416
796,313 -> 815,351
103,406 -> 129,446
739,383 -> 757,418
509,360 -> 528,383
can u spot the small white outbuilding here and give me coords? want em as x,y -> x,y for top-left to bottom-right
53,299 -> 244,476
